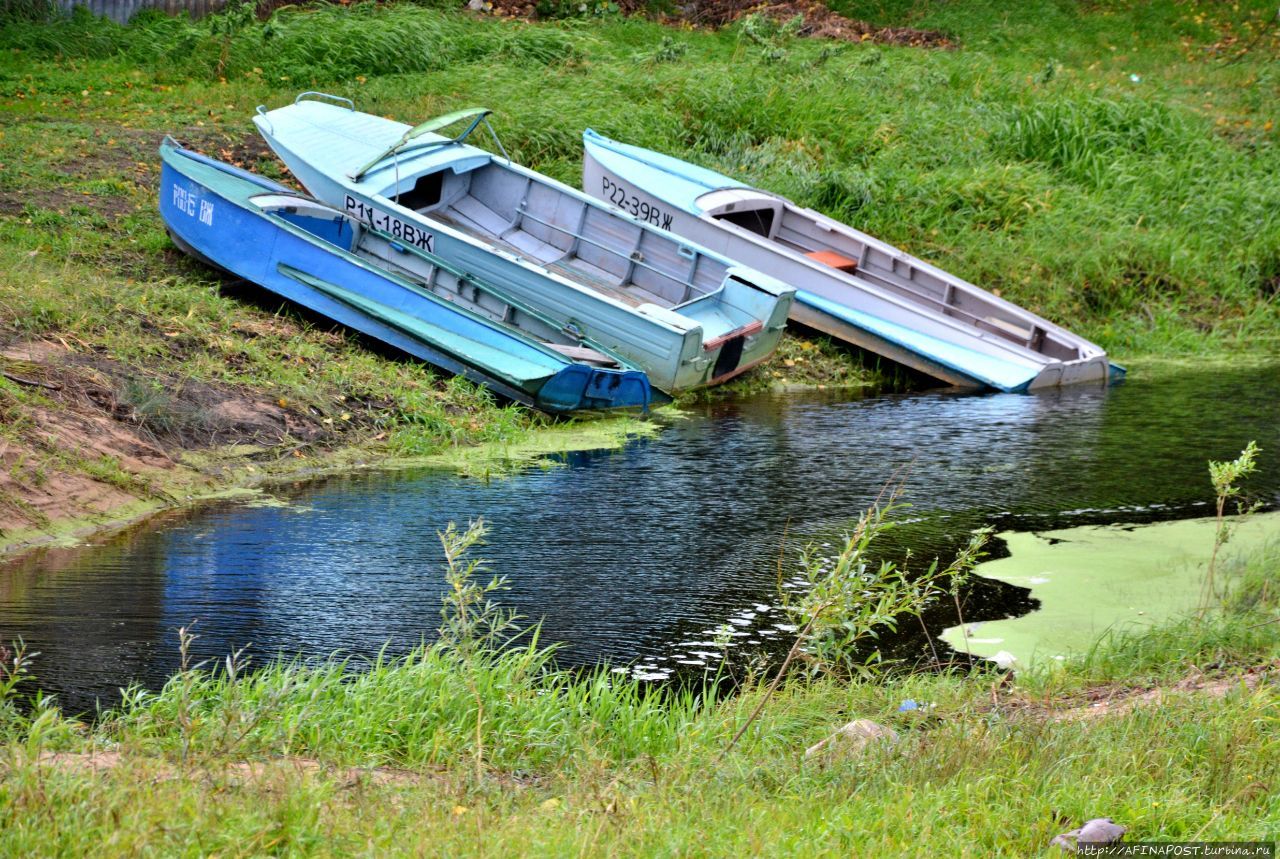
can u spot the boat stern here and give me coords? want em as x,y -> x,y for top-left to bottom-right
536,364 -> 657,413
674,268 -> 795,386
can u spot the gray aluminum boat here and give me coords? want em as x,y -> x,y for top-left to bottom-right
583,129 -> 1124,392
252,95 -> 795,394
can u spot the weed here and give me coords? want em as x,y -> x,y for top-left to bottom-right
0,639 -> 37,703
719,487 -> 989,758
631,35 -> 687,64
207,0 -> 256,77
536,0 -> 619,19
115,377 -> 198,440
780,485 -> 990,677
437,518 -> 520,654
1200,441 -> 1262,615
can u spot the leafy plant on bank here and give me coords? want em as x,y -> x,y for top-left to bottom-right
720,484 -> 990,758
208,0 -> 258,77
735,11 -> 805,63
1199,440 -> 1262,616
436,517 -> 524,779
535,0 -> 618,20
781,485 -> 991,678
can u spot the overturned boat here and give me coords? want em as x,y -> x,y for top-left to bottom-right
582,130 -> 1122,392
252,95 -> 795,394
159,138 -> 656,413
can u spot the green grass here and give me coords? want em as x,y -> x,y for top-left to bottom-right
3,0 -> 1278,358
0,9 -> 1277,846
0,537 -> 1276,855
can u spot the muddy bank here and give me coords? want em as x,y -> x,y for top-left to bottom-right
0,334 -> 657,558
0,335 -> 349,545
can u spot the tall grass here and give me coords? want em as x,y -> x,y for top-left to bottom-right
0,2 -> 593,78
101,642 -> 713,770
3,1 -> 1278,354
995,97 -> 1194,187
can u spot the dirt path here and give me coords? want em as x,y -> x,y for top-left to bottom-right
1001,661 -> 1278,723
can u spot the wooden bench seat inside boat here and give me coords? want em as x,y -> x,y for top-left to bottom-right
804,249 -> 858,273
984,316 -> 1033,342
428,203 -> 667,310
544,343 -> 617,366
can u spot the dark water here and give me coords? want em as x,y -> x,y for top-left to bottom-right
3,365 -> 1278,711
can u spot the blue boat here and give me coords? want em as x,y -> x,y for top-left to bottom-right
159,138 -> 656,413
252,94 -> 796,395
583,130 -> 1124,393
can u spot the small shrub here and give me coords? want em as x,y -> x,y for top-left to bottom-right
1200,441 -> 1262,615
780,488 -> 990,677
534,0 -> 618,19
115,377 -> 220,443
631,35 -> 687,64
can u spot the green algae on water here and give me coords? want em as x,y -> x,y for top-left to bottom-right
942,511 -> 1280,667
414,415 -> 661,478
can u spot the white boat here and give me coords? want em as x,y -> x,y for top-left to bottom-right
583,129 -> 1123,392
252,94 -> 795,394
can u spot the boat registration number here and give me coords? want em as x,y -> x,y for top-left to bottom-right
600,176 -> 674,230
345,196 -> 434,252
172,184 -> 214,227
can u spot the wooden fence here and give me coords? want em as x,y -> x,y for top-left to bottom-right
57,0 -> 229,22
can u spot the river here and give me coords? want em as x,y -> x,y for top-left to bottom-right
2,363 -> 1277,712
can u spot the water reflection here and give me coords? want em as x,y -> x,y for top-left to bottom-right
2,365 -> 1278,711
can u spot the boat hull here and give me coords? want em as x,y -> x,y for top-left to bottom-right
159,142 -> 654,413
252,99 -> 794,394
583,131 -> 1119,393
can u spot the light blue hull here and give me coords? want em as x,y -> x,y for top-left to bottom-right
583,129 -> 1123,393
159,141 -> 654,413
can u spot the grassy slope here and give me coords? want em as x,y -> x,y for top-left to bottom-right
1,0 -> 1277,546
4,0 -> 1279,355
0,540 -> 1276,856
0,2 -> 1278,853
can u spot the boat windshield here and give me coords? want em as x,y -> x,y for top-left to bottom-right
696,189 -> 783,239
251,194 -> 357,252
351,108 -> 511,182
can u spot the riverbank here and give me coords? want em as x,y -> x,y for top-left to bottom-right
0,531 -> 1275,855
3,0 -> 1277,556
0,336 -> 658,555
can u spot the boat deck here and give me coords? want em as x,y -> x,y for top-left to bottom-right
426,203 -> 662,310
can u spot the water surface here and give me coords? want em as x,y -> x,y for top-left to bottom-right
3,364 -> 1277,711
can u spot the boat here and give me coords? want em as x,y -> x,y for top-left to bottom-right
251,94 -> 795,394
159,137 -> 657,414
582,129 -> 1124,392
